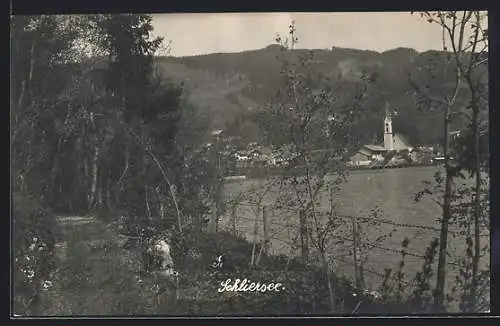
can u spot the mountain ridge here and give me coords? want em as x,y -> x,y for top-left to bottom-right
165,44 -> 425,59
154,45 -> 486,145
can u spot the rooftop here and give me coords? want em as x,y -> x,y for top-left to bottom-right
210,129 -> 224,136
363,144 -> 388,152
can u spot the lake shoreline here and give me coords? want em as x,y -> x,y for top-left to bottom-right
224,164 -> 443,182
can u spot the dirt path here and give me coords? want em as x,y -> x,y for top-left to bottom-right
40,215 -> 142,315
42,215 -> 192,315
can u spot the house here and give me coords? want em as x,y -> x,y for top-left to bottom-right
273,144 -> 299,166
253,146 -> 275,166
359,145 -> 387,159
349,145 -> 387,167
211,129 -> 224,136
202,129 -> 225,148
449,130 -> 461,140
210,129 -> 224,142
234,152 -> 251,161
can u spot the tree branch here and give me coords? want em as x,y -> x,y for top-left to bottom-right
129,127 -> 183,233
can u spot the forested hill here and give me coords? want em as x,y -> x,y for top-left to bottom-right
155,45 -> 487,147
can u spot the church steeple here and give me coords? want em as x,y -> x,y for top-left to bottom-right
384,102 -> 394,150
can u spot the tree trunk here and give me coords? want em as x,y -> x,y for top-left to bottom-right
262,205 -> 269,255
434,22 -> 464,306
144,163 -> 151,220
114,145 -> 129,206
352,219 -> 360,290
84,155 -> 90,204
250,206 -> 259,266
154,185 -> 165,226
88,110 -> 100,211
49,138 -> 63,207
321,250 -> 335,313
106,166 -> 112,211
129,129 -> 183,232
89,146 -> 100,210
299,210 -> 309,263
16,33 -> 36,113
471,100 -> 482,310
435,109 -> 453,309
97,172 -> 103,208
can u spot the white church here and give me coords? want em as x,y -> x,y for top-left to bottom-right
349,105 -> 413,167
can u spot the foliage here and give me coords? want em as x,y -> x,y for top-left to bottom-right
410,10 -> 489,310
10,13 -> 202,227
243,21 -> 381,312
13,192 -> 59,315
409,238 -> 440,312
144,230 -> 383,315
11,13 -> 203,313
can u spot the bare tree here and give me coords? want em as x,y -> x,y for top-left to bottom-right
256,21 -> 375,312
411,11 -> 488,310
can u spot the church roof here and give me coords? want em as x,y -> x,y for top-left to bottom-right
363,144 -> 388,152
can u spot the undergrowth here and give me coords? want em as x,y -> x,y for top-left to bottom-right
18,214 -> 489,315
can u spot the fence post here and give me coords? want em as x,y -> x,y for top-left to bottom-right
300,210 -> 309,263
357,222 -> 365,289
250,208 -> 260,266
351,219 -> 365,290
262,205 -> 269,255
352,219 -> 359,290
232,202 -> 237,236
209,201 -> 217,234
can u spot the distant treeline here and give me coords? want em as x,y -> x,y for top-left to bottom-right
160,46 -> 486,148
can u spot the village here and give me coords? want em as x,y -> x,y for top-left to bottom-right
210,106 -> 453,178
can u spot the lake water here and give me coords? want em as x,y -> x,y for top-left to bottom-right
221,166 -> 490,303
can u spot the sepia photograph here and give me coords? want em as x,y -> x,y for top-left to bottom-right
10,11 -> 490,317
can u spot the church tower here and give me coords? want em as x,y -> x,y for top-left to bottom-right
383,103 -> 394,150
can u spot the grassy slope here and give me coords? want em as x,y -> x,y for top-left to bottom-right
155,58 -> 259,130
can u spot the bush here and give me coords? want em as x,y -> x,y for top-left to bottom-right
25,217 -> 449,316
159,229 -> 379,315
13,192 -> 60,315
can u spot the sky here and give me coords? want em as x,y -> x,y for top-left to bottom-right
150,12 -> 485,57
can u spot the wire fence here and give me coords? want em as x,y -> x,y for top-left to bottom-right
235,201 -> 489,238
216,199 -> 490,291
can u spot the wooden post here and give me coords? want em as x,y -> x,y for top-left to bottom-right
299,210 -> 309,263
250,209 -> 259,266
232,203 -> 237,236
352,219 -> 360,290
209,202 -> 217,234
357,222 -> 365,289
262,205 -> 270,255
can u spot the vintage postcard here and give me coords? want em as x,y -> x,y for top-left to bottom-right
10,11 -> 490,317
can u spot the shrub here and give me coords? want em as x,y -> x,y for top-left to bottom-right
159,230 -> 377,315
13,192 -> 59,315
